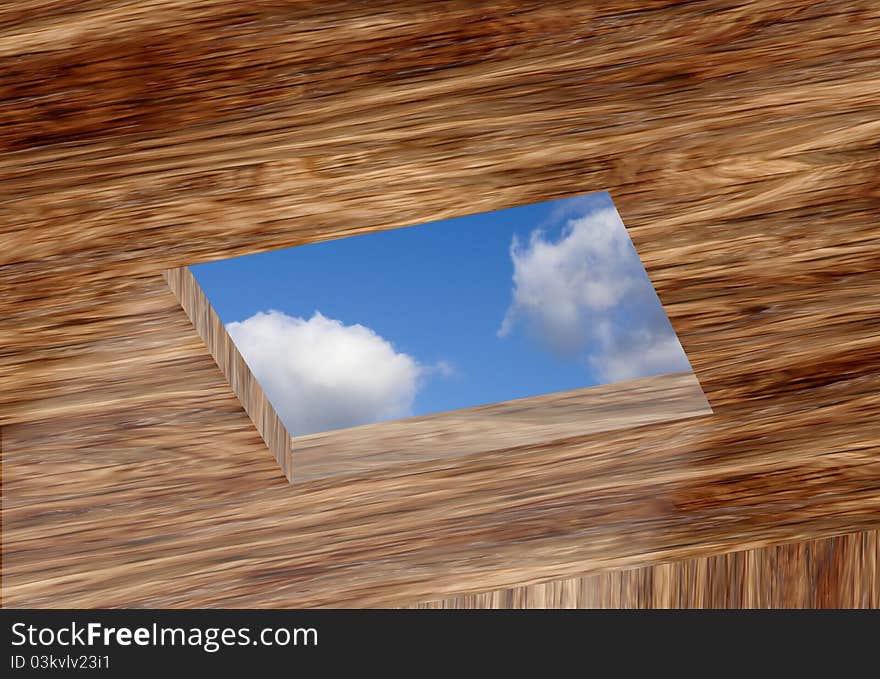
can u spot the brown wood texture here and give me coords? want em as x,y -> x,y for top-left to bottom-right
164,266 -> 293,480
1,1 -> 879,607
413,529 -> 880,608
294,371 -> 712,482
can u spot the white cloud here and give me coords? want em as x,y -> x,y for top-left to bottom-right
593,332 -> 690,384
499,206 -> 691,382
227,310 -> 424,435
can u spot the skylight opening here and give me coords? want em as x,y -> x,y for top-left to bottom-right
189,190 -> 710,481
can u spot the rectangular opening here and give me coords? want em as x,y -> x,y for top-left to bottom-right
184,190 -> 711,481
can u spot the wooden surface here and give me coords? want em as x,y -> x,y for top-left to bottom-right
2,1 -> 879,607
164,266 -> 293,480
412,529 -> 880,609
294,371 -> 711,482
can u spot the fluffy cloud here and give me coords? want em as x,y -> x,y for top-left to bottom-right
227,311 -> 423,435
499,206 -> 691,382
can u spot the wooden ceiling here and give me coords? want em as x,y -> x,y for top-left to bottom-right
2,0 -> 879,607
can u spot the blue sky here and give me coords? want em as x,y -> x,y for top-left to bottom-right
191,191 -> 691,435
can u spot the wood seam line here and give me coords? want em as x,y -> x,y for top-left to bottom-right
162,266 -> 293,482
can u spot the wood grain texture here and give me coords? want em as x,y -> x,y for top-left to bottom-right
163,266 -> 293,480
293,371 -> 712,482
412,529 -> 880,608
1,273 -> 290,607
4,376 -> 879,607
1,0 -> 879,607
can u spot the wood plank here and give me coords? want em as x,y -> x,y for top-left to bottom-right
1,0 -> 879,607
3,346 -> 879,606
